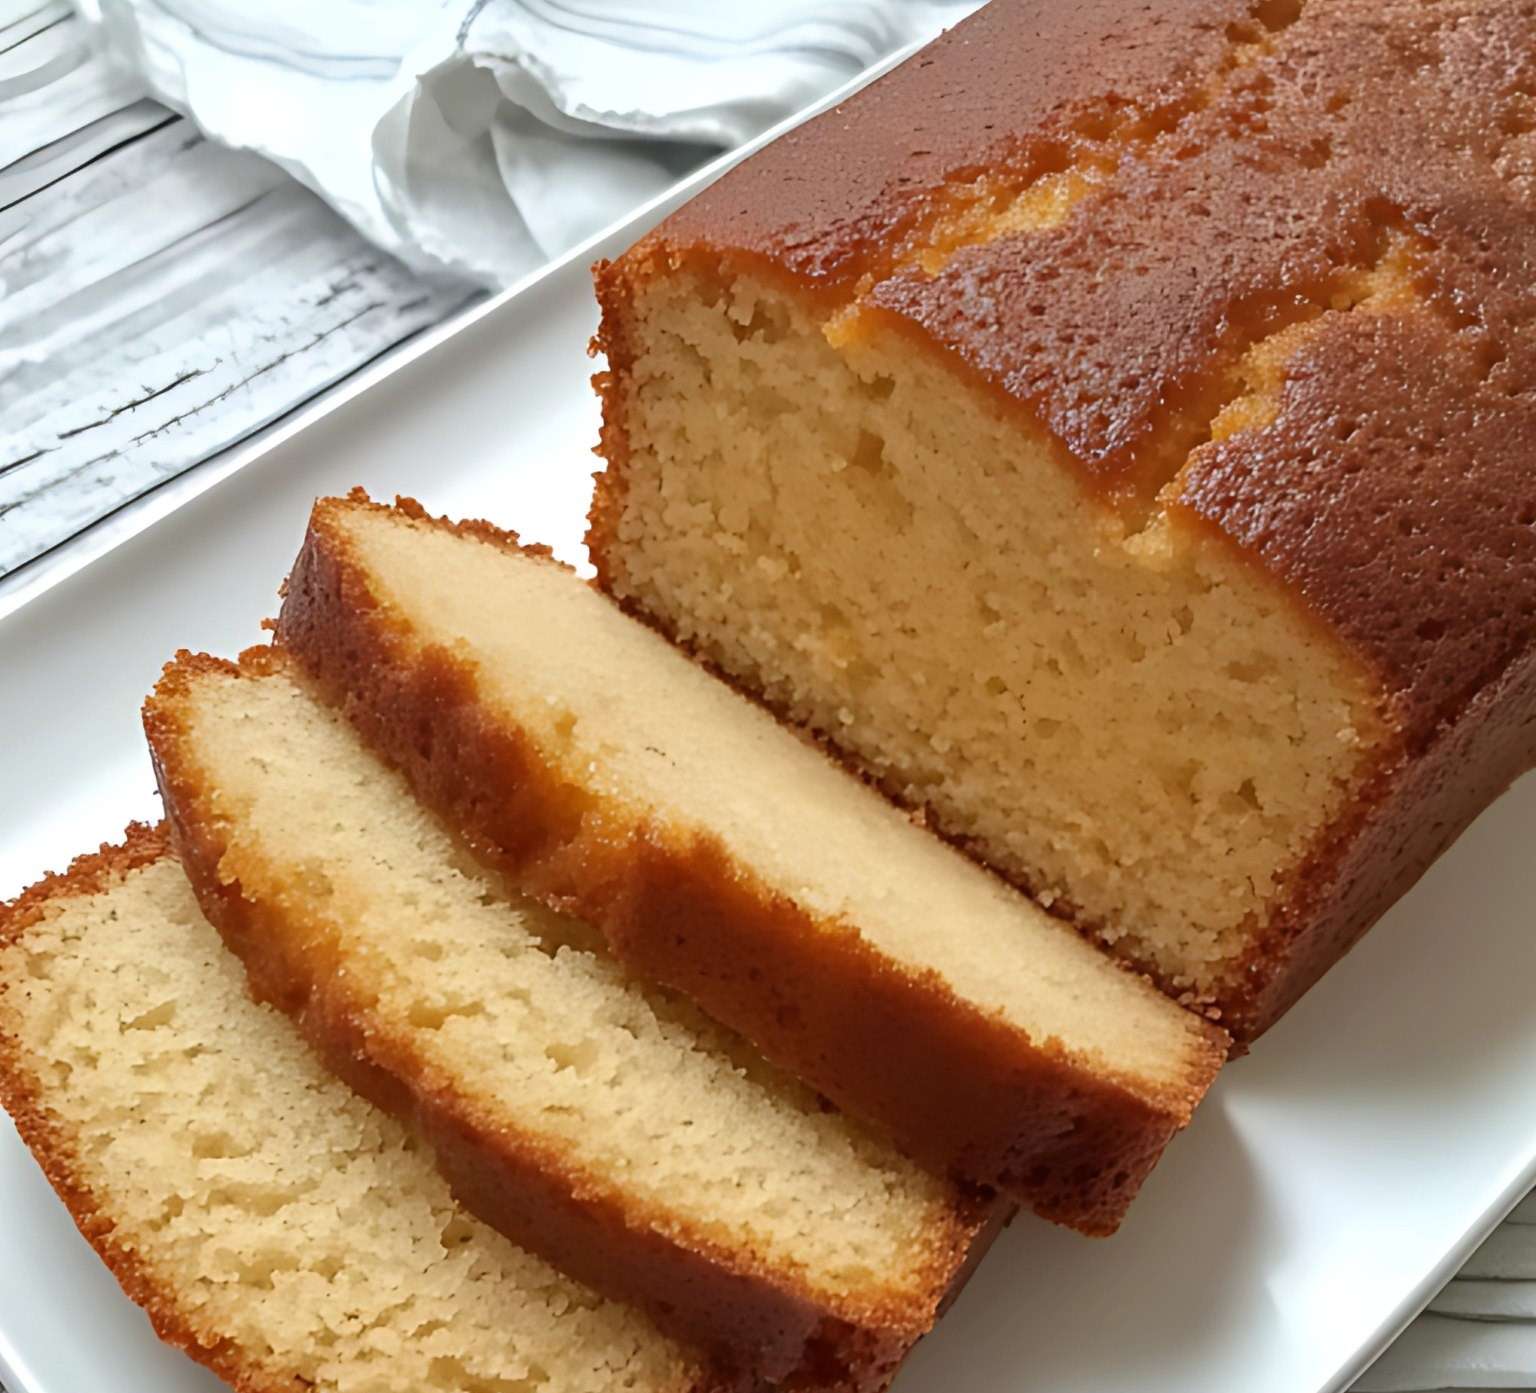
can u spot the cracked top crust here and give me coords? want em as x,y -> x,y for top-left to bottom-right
631,0 -> 1536,746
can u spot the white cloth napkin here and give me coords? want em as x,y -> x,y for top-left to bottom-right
74,0 -> 980,287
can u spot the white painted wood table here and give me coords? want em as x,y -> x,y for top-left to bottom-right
0,1 -> 473,583
0,4 -> 1532,1391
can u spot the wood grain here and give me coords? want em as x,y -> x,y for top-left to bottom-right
0,3 -> 472,578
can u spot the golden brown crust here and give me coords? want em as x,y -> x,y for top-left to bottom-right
0,823 -> 173,942
1173,292 -> 1536,1033
868,5 -> 1536,716
589,0 -> 1536,1043
144,641 -> 975,1391
614,0 -> 1247,297
0,827 -> 310,1393
274,493 -> 1227,1234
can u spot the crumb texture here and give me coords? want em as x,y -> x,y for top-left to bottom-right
0,851 -> 697,1393
159,654 -> 965,1321
328,505 -> 1217,1093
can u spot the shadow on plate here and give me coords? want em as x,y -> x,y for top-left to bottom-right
900,1096 -> 1273,1392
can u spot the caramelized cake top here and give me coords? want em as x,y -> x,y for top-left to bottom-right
628,0 -> 1536,746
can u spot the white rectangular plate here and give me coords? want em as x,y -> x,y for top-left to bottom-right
3,82 -> 1535,1393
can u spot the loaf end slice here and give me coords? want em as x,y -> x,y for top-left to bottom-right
274,491 -> 1229,1233
0,827 -> 714,1393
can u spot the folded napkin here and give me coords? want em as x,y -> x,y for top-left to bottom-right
1355,1194 -> 1536,1392
76,0 -> 981,287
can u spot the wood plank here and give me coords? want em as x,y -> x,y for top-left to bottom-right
1431,1280 -> 1536,1322
0,20 -> 471,577
1354,1314 -> 1536,1391
1461,1225 -> 1536,1282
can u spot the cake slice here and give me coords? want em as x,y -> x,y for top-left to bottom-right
144,648 -> 989,1390
272,492 -> 1228,1234
0,826 -> 713,1393
587,0 -> 1536,1042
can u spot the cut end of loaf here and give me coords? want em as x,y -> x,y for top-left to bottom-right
589,0 -> 1536,1041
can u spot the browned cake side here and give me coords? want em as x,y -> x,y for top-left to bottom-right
272,493 -> 1228,1235
589,0 -> 1536,1041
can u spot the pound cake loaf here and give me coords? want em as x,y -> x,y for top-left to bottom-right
145,648 -> 989,1390
272,492 -> 1227,1234
0,826 -> 713,1393
589,0 -> 1536,1040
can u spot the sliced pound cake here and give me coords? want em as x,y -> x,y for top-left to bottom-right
589,0 -> 1536,1040
0,826 -> 712,1393
145,649 -> 990,1390
272,492 -> 1227,1233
